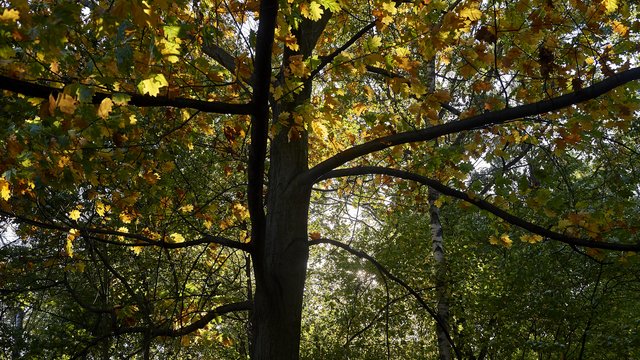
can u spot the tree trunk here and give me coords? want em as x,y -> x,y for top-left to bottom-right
429,188 -> 451,360
251,119 -> 310,359
248,9 -> 326,357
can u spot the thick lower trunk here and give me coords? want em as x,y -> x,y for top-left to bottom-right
251,128 -> 310,360
251,191 -> 309,359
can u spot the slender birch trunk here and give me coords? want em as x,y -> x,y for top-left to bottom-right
429,187 -> 451,360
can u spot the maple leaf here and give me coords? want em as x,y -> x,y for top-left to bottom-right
520,234 -> 544,244
179,204 -> 194,213
382,2 -> 397,14
138,74 -> 169,96
65,229 -> 80,258
119,212 -> 134,224
317,0 -> 340,12
611,20 -> 628,36
500,234 -> 513,248
301,1 -> 324,21
57,94 -> 77,114
289,55 -> 308,77
169,233 -> 185,243
68,209 -> 81,221
602,0 -> 617,14
489,234 -> 513,248
367,36 -> 382,50
0,9 -> 19,23
96,201 -> 110,217
97,98 -> 113,119
0,177 -> 10,201
131,246 -> 143,255
65,237 -> 74,257
459,6 -> 482,21
232,203 -> 249,221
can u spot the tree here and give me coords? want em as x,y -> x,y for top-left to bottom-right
1,0 -> 640,359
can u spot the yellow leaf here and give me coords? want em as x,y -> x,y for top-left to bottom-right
96,201 -> 110,217
459,6 -> 482,21
65,236 -> 74,257
381,2 -> 397,14
500,234 -> 513,248
520,234 -> 543,244
20,158 -> 32,168
301,1 -> 324,21
65,229 -> 79,257
381,15 -> 393,25
131,246 -> 143,255
311,121 -> 328,139
602,0 -> 617,14
180,204 -> 194,213
0,9 -> 19,23
98,98 -> 114,119
57,155 -> 71,168
489,233 -> 512,248
120,212 -> 134,224
169,232 -> 185,243
288,55 -> 308,77
394,47 -> 410,58
57,94 -> 77,114
68,209 -> 81,221
0,177 -> 10,201
232,203 -> 250,221
138,74 -> 168,96
611,20 -> 628,36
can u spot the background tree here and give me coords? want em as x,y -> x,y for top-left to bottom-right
1,0 -> 640,359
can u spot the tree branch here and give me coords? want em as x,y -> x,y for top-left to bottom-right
305,67 -> 640,182
0,75 -> 253,115
366,64 -> 462,116
0,209 -> 252,252
308,21 -> 376,80
309,238 -> 462,359
318,166 -> 640,252
246,0 -> 278,250
114,300 -> 252,337
202,43 -> 238,76
152,300 -> 252,337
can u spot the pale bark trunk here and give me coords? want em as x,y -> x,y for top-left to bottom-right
429,187 -> 451,360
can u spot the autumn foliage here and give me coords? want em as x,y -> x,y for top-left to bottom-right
1,0 -> 640,358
